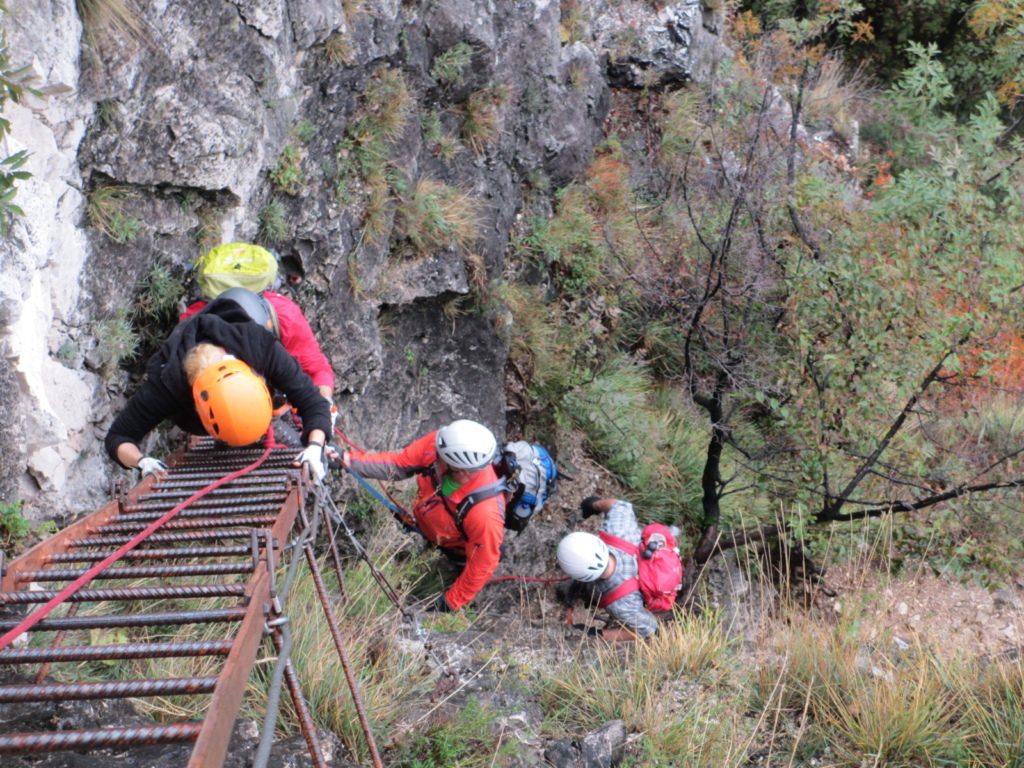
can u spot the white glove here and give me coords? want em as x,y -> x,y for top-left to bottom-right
137,456 -> 168,479
296,443 -> 326,484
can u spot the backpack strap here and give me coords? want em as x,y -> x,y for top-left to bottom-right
456,480 -> 507,516
260,294 -> 281,340
452,479 -> 506,533
426,465 -> 507,536
597,531 -> 639,557
598,577 -> 640,609
596,532 -> 641,609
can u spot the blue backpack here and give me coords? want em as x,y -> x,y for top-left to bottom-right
450,442 -> 559,533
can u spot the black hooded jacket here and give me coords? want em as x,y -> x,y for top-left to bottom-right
105,296 -> 331,466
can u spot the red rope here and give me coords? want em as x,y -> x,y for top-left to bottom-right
334,428 -> 412,519
0,431 -> 277,652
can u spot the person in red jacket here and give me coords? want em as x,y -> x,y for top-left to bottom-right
339,420 -> 503,612
181,289 -> 335,400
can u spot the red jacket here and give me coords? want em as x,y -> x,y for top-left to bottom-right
181,292 -> 335,391
348,431 -> 505,609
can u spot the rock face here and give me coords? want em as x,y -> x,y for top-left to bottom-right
0,0 -> 723,523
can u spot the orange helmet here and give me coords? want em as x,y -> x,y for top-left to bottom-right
191,359 -> 272,446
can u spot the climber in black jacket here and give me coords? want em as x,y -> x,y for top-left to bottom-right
105,295 -> 331,481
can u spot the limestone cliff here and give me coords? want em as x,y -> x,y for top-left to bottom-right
0,0 -> 725,522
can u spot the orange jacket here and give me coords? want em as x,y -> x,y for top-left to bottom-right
348,431 -> 505,609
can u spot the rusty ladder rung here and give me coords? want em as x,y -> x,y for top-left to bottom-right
15,562 -> 255,582
115,503 -> 284,520
0,676 -> 219,703
0,640 -> 234,664
0,723 -> 204,755
91,515 -> 278,534
70,530 -> 262,547
0,607 -> 248,633
0,583 -> 247,604
45,545 -> 252,563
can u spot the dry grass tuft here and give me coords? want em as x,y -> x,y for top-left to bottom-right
87,185 -> 141,243
394,178 -> 482,257
459,85 -> 510,155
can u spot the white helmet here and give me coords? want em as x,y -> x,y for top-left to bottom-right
435,419 -> 498,470
557,532 -> 610,582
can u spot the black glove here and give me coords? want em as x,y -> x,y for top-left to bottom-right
425,594 -> 453,613
580,496 -> 604,519
325,442 -> 343,470
572,623 -> 600,637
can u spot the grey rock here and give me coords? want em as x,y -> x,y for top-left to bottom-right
0,354 -> 24,502
993,589 -> 1024,611
581,719 -> 627,768
544,738 -> 579,768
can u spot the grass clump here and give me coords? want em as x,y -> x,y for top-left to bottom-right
754,617 -> 969,767
325,32 -> 355,65
77,0 -> 145,45
135,263 -> 180,323
339,66 -> 413,240
459,84 -> 510,155
559,0 -> 589,45
390,696 -> 516,767
270,144 -> 305,195
431,42 -> 473,85
258,197 -> 288,244
87,185 -> 141,243
539,615 -> 745,765
394,179 -> 481,257
195,204 -> 222,252
958,655 -> 1024,766
93,305 -> 139,376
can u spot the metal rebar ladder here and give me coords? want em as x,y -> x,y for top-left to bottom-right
0,436 -> 329,767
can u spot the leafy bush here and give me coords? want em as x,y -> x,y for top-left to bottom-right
0,501 -> 29,550
270,144 -> 305,195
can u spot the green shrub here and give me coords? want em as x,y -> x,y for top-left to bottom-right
0,501 -> 29,551
391,697 -> 516,767
270,145 -> 304,195
0,148 -> 30,236
559,359 -> 705,524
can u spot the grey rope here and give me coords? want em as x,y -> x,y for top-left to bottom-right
251,480 -> 324,768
